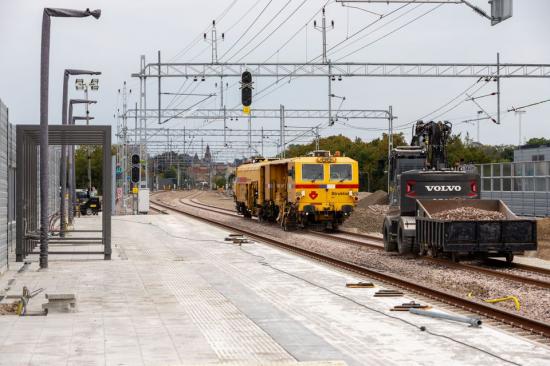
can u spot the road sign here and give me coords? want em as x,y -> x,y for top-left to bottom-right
132,187 -> 138,194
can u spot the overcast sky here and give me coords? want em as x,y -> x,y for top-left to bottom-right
1,0 -> 549,160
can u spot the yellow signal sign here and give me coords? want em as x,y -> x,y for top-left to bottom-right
243,106 -> 251,115
132,187 -> 138,194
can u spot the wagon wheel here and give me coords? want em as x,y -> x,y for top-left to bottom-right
505,252 -> 514,264
383,223 -> 397,252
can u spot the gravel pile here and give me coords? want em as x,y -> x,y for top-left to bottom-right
155,191 -> 550,323
432,207 -> 506,221
0,303 -> 18,315
368,204 -> 390,215
356,190 -> 388,208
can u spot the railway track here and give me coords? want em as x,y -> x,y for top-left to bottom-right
168,192 -> 550,290
150,193 -> 550,341
316,229 -> 550,290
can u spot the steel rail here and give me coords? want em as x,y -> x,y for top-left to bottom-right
318,231 -> 550,289
150,194 -> 550,339
176,193 -> 550,289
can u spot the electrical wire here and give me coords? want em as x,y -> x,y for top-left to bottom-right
395,78 -> 492,130
326,2 -> 413,57
225,0 -> 294,62
233,0 -> 309,62
334,3 -> 444,61
219,0 -> 274,61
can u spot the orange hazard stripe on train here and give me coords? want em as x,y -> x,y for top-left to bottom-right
295,184 -> 359,189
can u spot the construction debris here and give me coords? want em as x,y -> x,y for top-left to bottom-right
346,282 -> 375,288
409,308 -> 482,327
432,207 -> 506,221
42,294 -> 77,313
391,301 -> 431,311
0,303 -> 19,315
484,295 -> 521,311
374,289 -> 404,297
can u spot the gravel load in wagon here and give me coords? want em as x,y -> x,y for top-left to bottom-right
415,199 -> 537,259
431,207 -> 506,221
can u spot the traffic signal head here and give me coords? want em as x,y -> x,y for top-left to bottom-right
242,87 -> 252,107
241,71 -> 252,84
241,71 -> 253,107
131,166 -> 140,183
131,154 -> 140,165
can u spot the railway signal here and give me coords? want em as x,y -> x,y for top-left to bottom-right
131,154 -> 140,183
241,71 -> 253,113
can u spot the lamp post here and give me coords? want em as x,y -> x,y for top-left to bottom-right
39,7 -> 100,269
60,70 -> 100,237
67,99 -> 97,225
75,78 -> 99,192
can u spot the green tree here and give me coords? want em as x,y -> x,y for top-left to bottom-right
74,145 -> 115,194
214,175 -> 226,188
282,132 -> 515,192
525,137 -> 550,146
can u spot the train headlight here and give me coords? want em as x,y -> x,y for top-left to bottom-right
348,190 -> 353,196
301,190 -> 306,197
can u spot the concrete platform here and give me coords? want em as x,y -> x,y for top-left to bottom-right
0,214 -> 549,366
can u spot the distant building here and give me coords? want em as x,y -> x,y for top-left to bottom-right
189,144 -> 231,188
478,145 -> 550,217
514,144 -> 550,162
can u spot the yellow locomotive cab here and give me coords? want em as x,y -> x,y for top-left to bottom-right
234,151 -> 359,231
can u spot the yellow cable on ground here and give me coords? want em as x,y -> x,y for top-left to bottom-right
484,296 -> 521,311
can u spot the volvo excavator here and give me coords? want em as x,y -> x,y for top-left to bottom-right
382,120 -> 537,262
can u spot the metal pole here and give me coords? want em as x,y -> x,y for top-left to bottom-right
144,57 -> 149,189
223,105 -> 227,146
516,110 -> 526,145
315,126 -> 320,150
68,102 -> 74,224
321,8 -> 327,64
328,62 -> 332,126
388,106 -> 393,194
497,52 -> 501,125
39,11 -> 51,268
248,114 -> 252,156
86,87 -> 92,192
38,7 -> 101,269
261,126 -> 264,157
409,308 -> 482,327
158,50 -> 161,126
59,71 -> 69,237
281,105 -> 286,158
139,56 -> 144,188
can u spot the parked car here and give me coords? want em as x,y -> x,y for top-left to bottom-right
80,196 -> 101,216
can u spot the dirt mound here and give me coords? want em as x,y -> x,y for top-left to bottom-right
357,190 -> 388,208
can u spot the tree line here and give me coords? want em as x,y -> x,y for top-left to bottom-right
283,134 -> 549,192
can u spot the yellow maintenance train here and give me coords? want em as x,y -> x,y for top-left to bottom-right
234,150 -> 359,230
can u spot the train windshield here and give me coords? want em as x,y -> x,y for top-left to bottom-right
302,164 -> 324,181
330,164 -> 352,181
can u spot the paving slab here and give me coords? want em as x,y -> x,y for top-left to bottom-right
0,213 -> 549,366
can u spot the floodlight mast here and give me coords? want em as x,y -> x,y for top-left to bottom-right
75,78 -> 100,191
60,69 -> 100,236
39,7 -> 100,269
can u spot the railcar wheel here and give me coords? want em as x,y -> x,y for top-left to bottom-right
383,224 -> 397,252
505,252 -> 514,264
397,226 -> 412,255
451,252 -> 460,263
